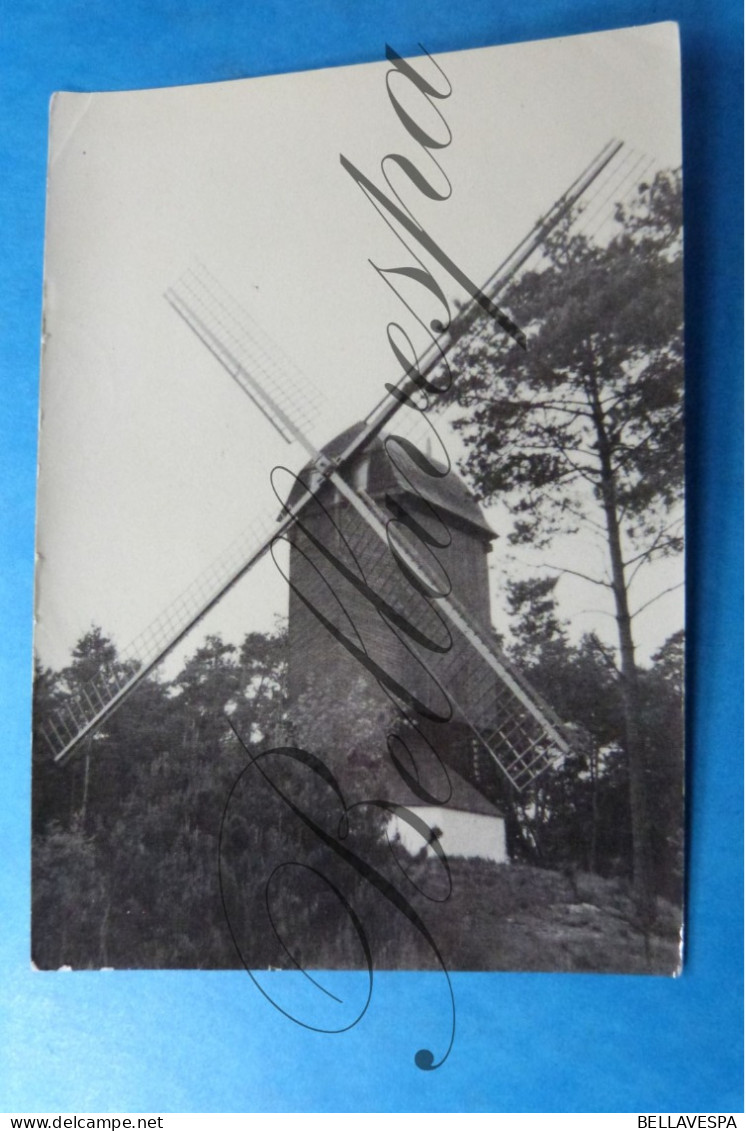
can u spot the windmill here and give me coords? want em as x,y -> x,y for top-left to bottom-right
41,139 -> 636,811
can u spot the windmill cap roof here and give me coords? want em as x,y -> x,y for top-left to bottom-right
287,421 -> 496,539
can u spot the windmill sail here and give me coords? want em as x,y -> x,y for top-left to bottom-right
282,465 -> 569,793
44,141 -> 628,772
355,489 -> 569,791
166,264 -> 322,447
166,272 -> 571,792
44,507 -> 294,764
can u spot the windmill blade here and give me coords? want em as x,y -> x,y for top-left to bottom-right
325,478 -> 569,792
327,140 -> 629,474
166,264 -> 323,447
283,473 -> 569,792
43,503 -> 304,765
354,489 -> 569,792
46,142 -> 622,773
473,138 -> 625,302
168,275 -> 570,791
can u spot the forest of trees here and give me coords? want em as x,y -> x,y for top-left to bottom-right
32,168 -> 684,970
33,625 -> 455,971
32,611 -> 683,970
445,167 -> 684,920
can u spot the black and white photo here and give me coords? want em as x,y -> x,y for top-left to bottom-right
32,24 -> 685,979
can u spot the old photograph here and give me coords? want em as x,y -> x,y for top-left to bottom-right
32,23 -> 685,976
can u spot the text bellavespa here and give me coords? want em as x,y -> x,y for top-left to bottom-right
638,1119 -> 738,1127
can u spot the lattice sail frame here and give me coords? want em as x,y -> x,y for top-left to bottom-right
355,492 -> 569,792
284,475 -> 569,793
160,273 -> 572,793
42,510 -> 294,763
42,140 -> 637,781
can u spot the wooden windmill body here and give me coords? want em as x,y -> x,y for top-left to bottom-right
285,420 -> 509,863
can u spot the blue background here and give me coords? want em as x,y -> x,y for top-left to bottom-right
1,0 -> 742,1114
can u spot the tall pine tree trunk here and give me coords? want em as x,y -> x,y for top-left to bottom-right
589,374 -> 655,925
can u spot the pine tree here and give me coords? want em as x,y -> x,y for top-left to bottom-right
445,169 -> 684,919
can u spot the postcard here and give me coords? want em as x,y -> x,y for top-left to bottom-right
33,19 -> 684,1019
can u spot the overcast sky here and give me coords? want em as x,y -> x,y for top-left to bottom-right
35,22 -> 683,675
